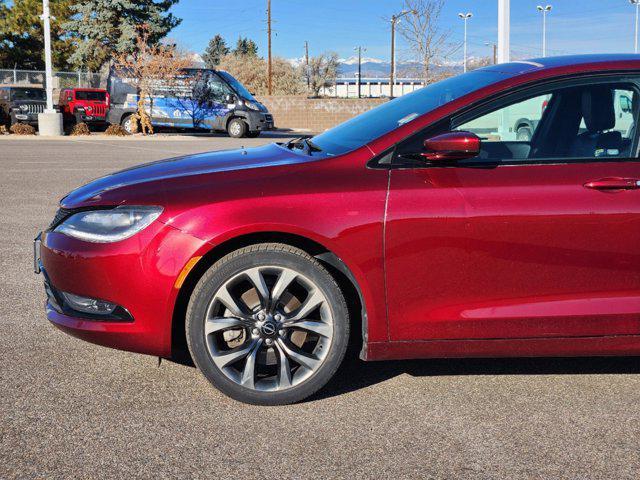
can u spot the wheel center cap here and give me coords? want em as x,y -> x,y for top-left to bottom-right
260,320 -> 277,337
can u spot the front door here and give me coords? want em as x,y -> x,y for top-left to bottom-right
385,77 -> 640,341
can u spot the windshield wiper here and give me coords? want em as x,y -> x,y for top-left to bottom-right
303,138 -> 322,153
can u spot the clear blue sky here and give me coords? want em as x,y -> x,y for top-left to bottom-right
169,0 -> 638,62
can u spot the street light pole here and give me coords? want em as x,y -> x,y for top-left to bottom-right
38,0 -> 62,135
536,5 -> 552,57
389,9 -> 415,98
498,0 -> 510,63
458,13 -> 473,72
631,0 -> 640,53
354,46 -> 366,98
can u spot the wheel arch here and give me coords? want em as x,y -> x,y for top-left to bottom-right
170,231 -> 368,364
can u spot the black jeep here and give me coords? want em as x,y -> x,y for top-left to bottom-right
0,86 -> 47,127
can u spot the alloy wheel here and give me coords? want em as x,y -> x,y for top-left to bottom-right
203,265 -> 334,392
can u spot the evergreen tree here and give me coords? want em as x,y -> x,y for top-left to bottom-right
233,37 -> 258,57
0,0 -> 74,69
202,34 -> 229,68
64,0 -> 181,71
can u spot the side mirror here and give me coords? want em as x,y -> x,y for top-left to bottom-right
422,131 -> 481,162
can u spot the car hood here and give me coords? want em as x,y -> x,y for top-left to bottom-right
61,142 -> 317,208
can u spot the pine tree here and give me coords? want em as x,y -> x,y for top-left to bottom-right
233,37 -> 258,57
0,0 -> 74,69
202,34 -> 229,68
64,0 -> 181,71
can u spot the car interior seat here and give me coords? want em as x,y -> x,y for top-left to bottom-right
570,86 -> 622,158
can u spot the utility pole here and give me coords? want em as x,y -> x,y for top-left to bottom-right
389,9 -> 414,98
498,0 -> 510,63
458,12 -> 473,72
536,5 -> 552,57
485,42 -> 498,64
38,0 -> 62,135
304,40 -> 310,90
631,0 -> 640,53
354,46 -> 366,98
267,0 -> 272,95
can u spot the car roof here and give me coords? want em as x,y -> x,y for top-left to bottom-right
481,54 -> 640,77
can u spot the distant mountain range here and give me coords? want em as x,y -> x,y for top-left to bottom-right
193,53 -> 465,80
291,55 -> 463,79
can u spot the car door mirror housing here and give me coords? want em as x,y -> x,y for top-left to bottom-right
422,131 -> 481,162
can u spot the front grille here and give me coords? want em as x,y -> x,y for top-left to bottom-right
27,104 -> 44,114
90,105 -> 106,116
48,207 -> 73,229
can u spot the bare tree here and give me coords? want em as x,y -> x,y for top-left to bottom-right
304,52 -> 340,97
398,0 -> 456,84
217,54 -> 304,95
113,25 -> 192,134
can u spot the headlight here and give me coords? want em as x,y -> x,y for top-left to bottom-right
19,105 -> 29,111
54,206 -> 163,243
244,101 -> 260,111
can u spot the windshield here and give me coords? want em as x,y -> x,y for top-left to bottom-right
75,90 -> 106,101
217,71 -> 256,102
11,88 -> 45,101
311,70 -> 507,155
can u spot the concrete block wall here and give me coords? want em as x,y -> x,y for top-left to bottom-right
257,96 -> 388,132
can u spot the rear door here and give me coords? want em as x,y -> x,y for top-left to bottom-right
385,76 -> 640,341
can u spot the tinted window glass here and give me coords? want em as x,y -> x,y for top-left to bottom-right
452,83 -> 639,162
75,90 -> 106,101
310,70 -> 507,155
11,88 -> 45,101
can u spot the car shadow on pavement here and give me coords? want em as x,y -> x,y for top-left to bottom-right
310,355 -> 640,402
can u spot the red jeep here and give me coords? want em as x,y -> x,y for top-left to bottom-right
58,88 -> 110,128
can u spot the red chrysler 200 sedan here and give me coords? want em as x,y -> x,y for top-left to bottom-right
35,55 -> 640,405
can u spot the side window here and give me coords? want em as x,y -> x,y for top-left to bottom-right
449,82 -> 640,163
207,75 -> 233,103
457,93 -> 551,143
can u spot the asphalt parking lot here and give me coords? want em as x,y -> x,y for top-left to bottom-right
1,134 -> 640,479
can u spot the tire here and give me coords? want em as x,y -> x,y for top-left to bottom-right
186,243 -> 349,405
227,118 -> 247,138
246,130 -> 261,138
10,112 -> 17,127
516,126 -> 533,142
120,114 -> 135,134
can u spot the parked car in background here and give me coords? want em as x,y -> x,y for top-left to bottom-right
106,68 -> 274,137
58,88 -> 110,129
36,54 -> 640,405
0,86 -> 46,127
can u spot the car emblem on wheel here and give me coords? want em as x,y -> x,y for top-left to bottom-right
260,321 -> 276,336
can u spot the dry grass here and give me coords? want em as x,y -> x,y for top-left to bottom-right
70,122 -> 91,136
9,123 -> 36,135
104,124 -> 130,136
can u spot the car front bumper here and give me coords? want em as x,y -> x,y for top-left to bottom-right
246,112 -> 275,131
35,221 -> 209,357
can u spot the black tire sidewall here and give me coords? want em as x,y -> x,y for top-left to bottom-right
186,246 -> 349,405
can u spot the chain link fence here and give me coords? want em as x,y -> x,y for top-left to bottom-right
0,69 -> 104,90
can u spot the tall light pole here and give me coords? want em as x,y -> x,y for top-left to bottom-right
38,0 -> 62,135
390,9 -> 415,98
498,0 -> 510,63
536,5 -> 552,57
631,0 -> 640,53
267,0 -> 272,95
354,46 -> 366,98
458,12 -> 473,72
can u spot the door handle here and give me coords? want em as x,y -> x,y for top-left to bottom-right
583,177 -> 640,190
